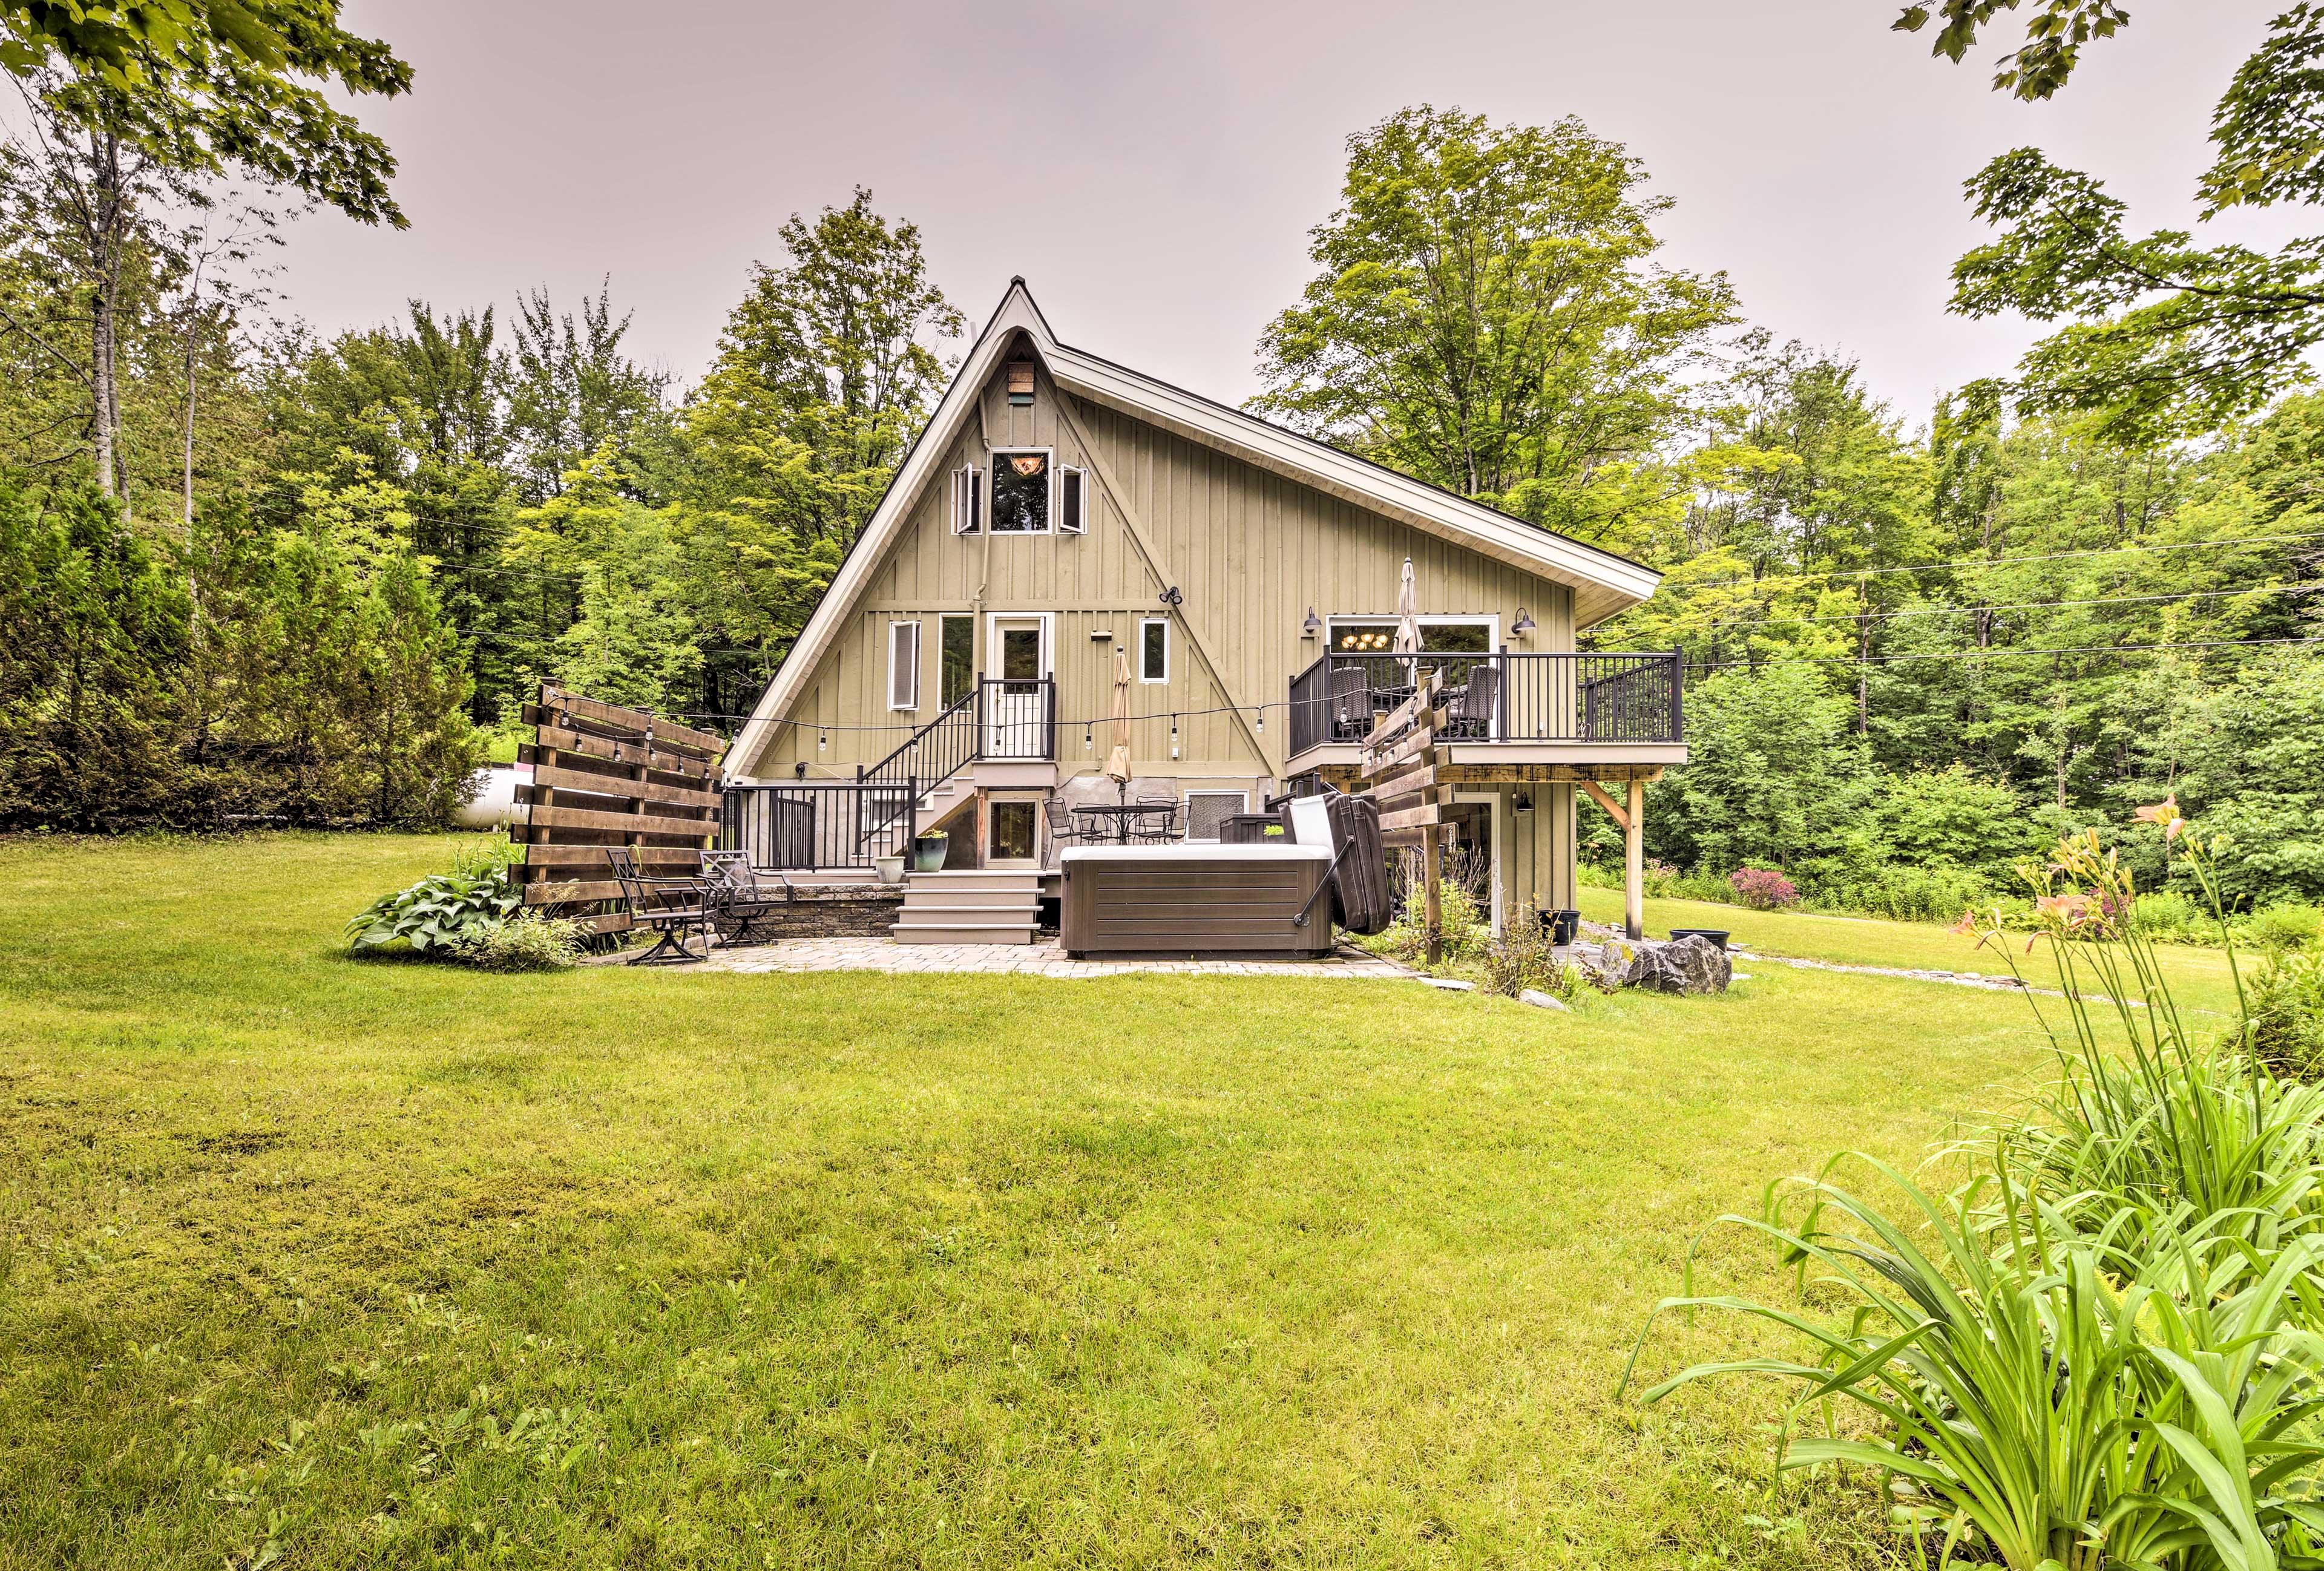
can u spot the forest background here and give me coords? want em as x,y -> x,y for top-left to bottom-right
2,0 -> 2320,917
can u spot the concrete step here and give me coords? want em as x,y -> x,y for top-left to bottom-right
904,871 -> 1042,891
898,888 -> 1037,911
891,922 -> 1037,945
887,897 -> 1036,920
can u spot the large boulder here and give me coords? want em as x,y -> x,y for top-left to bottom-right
1624,934 -> 1732,995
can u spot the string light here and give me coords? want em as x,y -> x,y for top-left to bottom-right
1084,723 -> 1093,749
818,727 -> 827,752
1169,715 -> 1180,760
1254,709 -> 1264,735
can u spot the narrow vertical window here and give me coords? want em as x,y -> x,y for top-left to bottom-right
1140,617 -> 1169,683
951,465 -> 982,534
939,614 -> 974,706
888,620 -> 921,710
1057,465 -> 1086,534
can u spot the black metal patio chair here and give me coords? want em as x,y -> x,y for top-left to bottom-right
1440,661 -> 1502,741
700,849 -> 795,946
1131,796 -> 1181,844
606,846 -> 714,965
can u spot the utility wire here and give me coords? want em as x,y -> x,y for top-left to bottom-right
1694,580 -> 2324,630
1607,530 -> 2324,597
1696,635 -> 2324,671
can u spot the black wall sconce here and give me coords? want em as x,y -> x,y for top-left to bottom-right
1302,606 -> 1321,638
1514,791 -> 1534,815
1512,607 -> 1537,637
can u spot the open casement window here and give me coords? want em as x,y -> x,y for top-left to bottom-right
1184,790 -> 1250,842
989,450 -> 1051,533
951,465 -> 982,535
887,620 -> 922,711
1057,465 -> 1087,535
1140,617 -> 1169,683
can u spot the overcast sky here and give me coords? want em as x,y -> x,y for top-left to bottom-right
279,0 -> 2299,429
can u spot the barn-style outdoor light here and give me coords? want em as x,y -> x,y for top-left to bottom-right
1006,359 -> 1035,405
1512,607 -> 1537,638
1514,791 -> 1534,815
1302,606 -> 1321,638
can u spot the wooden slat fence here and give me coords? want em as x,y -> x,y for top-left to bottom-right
511,684 -> 727,934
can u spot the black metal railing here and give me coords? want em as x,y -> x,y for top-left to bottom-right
730,675 -> 1059,870
722,781 -> 918,871
979,675 -> 1056,761
1287,650 -> 1682,756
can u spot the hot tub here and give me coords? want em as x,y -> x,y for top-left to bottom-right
1059,844 -> 1338,958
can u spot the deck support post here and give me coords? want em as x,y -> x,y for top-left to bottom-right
1422,828 -> 1443,966
1624,777 -> 1644,940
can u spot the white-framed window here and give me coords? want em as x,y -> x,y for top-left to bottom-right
1184,790 -> 1250,842
988,448 -> 1052,533
1139,617 -> 1169,683
1057,465 -> 1087,535
887,620 -> 921,710
1325,614 -> 1497,654
951,465 -> 982,534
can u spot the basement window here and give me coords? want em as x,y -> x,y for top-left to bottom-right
990,450 -> 1051,533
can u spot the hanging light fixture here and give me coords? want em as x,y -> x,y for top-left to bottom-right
1169,715 -> 1180,760
1083,723 -> 1093,750
818,727 -> 828,753
1255,708 -> 1265,735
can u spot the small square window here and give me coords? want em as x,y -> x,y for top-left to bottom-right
989,799 -> 1037,861
1140,618 -> 1169,683
990,450 -> 1049,533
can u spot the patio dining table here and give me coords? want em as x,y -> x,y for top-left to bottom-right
1072,802 -> 1177,844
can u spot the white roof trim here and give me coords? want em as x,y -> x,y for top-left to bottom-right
727,280 -> 1661,779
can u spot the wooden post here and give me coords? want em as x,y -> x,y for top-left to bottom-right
1422,828 -> 1443,966
1624,776 -> 1645,940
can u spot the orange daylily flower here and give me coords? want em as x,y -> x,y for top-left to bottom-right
1948,910 -> 1978,937
2135,795 -> 2187,841
2037,893 -> 2092,925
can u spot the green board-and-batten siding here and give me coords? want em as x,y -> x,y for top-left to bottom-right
740,352 -> 1578,781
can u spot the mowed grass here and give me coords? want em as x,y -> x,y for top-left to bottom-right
1576,884 -> 2251,1015
1,835 -> 2078,1569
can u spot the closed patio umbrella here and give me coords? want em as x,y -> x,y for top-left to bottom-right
1392,556 -> 1420,655
1103,645 -> 1134,801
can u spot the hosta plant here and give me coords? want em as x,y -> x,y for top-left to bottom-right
346,864 -> 522,954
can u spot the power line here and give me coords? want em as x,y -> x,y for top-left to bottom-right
1697,635 -> 2324,671
1611,530 -> 2324,597
1704,580 -> 2324,630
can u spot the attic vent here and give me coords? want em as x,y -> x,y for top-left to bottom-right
1006,360 -> 1034,406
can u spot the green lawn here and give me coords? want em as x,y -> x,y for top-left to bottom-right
0,834 -> 2132,1568
1577,883 -> 2253,1016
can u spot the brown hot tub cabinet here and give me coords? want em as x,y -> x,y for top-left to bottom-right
1059,844 -> 1338,959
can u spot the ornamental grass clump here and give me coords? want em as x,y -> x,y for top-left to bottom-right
1627,800 -> 2324,1569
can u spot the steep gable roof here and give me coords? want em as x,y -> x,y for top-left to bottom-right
729,280 -> 1661,776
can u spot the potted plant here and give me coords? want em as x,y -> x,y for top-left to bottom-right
912,831 -> 948,873
873,853 -> 907,883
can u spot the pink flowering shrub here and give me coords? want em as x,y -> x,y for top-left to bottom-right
1728,865 -> 1800,911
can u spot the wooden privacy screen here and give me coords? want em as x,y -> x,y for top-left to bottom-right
512,684 -> 727,934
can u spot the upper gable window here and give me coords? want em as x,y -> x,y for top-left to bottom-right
990,450 -> 1050,534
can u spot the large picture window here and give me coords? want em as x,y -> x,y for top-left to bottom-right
989,450 -> 1051,533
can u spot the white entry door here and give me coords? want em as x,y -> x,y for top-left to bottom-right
983,615 -> 1051,757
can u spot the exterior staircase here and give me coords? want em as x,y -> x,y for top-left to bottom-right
913,775 -> 973,838
891,870 -> 1041,945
